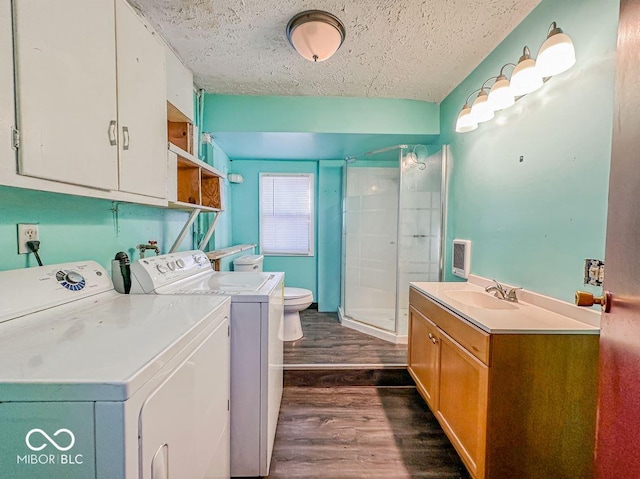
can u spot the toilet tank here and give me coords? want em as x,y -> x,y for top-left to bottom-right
233,255 -> 264,272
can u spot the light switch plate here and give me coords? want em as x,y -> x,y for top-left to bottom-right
584,259 -> 605,286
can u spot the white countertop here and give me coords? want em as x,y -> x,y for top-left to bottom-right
410,279 -> 600,335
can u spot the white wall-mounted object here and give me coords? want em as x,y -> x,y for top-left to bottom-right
0,2 -> 15,173
452,239 -> 471,279
12,0 -> 167,199
228,173 -> 244,184
165,45 -> 194,122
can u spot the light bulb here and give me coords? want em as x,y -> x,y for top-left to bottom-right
455,104 -> 478,133
488,75 -> 515,111
471,90 -> 494,123
536,24 -> 576,77
511,48 -> 543,96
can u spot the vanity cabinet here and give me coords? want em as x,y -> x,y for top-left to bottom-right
12,0 -> 166,198
408,286 -> 598,479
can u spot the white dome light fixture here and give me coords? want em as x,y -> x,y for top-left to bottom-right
510,46 -> 544,96
286,10 -> 346,62
488,67 -> 516,111
471,89 -> 495,123
536,22 -> 576,77
455,103 -> 478,133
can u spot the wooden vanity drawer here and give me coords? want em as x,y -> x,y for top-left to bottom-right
410,287 -> 490,365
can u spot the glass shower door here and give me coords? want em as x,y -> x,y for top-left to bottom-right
342,161 -> 399,332
395,145 -> 443,336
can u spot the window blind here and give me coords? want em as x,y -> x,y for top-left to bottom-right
260,174 -> 314,255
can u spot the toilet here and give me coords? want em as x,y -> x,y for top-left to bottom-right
233,255 -> 313,341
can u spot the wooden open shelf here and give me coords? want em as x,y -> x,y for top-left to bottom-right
168,143 -> 225,212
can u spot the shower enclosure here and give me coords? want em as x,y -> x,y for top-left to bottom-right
339,144 -> 447,343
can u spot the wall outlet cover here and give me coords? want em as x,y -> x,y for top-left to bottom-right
17,223 -> 39,254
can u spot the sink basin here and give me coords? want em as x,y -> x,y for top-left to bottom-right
443,290 -> 519,310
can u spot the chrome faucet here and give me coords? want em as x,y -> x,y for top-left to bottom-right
485,280 -> 521,302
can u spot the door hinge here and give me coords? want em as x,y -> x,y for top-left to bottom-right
228,324 -> 230,337
12,127 -> 20,149
227,399 -> 230,411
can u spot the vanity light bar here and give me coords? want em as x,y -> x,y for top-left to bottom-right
455,22 -> 576,133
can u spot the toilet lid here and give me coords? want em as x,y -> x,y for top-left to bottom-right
284,287 -> 312,300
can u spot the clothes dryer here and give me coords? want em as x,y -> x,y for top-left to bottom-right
0,261 -> 231,479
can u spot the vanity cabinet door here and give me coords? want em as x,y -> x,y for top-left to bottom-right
13,0 -> 119,190
437,330 -> 488,479
408,306 -> 440,411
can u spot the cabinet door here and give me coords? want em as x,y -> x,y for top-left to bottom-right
437,331 -> 489,479
0,1 -> 15,172
13,0 -> 119,190
115,0 -> 167,199
408,306 -> 440,411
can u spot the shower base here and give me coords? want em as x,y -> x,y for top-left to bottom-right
338,307 -> 408,345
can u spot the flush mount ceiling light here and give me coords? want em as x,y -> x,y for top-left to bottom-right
455,21 -> 575,134
286,10 -> 346,62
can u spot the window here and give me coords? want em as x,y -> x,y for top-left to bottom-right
260,173 -> 314,256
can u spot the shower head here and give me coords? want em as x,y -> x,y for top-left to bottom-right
403,145 -> 427,170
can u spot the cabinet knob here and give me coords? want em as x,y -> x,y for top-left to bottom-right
575,290 -> 611,313
428,332 -> 438,344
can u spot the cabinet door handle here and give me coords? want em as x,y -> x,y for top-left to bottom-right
428,333 -> 438,344
122,126 -> 130,151
108,121 -> 117,146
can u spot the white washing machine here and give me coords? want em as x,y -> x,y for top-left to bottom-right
0,261 -> 231,479
125,250 -> 284,478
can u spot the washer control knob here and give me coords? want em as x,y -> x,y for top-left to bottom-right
167,262 -> 176,271
156,264 -> 168,274
193,255 -> 204,264
65,271 -> 84,284
176,259 -> 186,268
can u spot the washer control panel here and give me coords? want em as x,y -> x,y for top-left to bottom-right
129,250 -> 212,293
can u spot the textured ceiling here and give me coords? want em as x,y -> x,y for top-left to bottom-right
130,0 -> 541,103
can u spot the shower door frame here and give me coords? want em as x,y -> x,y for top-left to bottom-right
339,144 -> 450,343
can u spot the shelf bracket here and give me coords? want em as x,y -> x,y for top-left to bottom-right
170,208 -> 201,253
198,211 -> 221,251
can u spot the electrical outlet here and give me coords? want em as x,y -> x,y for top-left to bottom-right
17,223 -> 39,254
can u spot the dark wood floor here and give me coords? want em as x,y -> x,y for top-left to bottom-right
268,386 -> 470,479
284,310 -> 408,366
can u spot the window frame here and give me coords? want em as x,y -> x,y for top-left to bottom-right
258,172 -> 315,257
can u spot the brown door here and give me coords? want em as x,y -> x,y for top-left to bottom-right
596,1 -> 640,476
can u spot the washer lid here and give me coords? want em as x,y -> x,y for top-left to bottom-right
284,287 -> 313,300
0,294 -> 230,402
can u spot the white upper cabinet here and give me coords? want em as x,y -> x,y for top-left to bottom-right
12,0 -> 167,198
165,45 -> 194,122
0,2 -> 16,173
115,0 -> 167,199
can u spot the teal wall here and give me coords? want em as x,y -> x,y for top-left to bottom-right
199,139 -> 233,251
204,95 -> 439,135
440,0 -> 619,302
0,186 -> 192,272
227,158 -> 344,310
317,161 -> 343,312
229,160 -> 319,298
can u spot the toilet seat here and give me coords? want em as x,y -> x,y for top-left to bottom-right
284,287 -> 313,300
